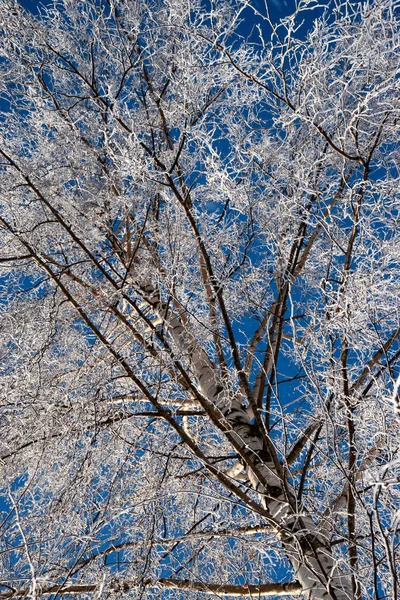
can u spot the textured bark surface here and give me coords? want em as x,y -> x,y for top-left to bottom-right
142,284 -> 352,600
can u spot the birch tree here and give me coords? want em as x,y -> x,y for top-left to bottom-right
0,0 -> 399,598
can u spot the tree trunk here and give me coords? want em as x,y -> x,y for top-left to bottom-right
139,282 -> 352,600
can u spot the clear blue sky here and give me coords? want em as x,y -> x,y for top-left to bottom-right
19,0 -> 296,27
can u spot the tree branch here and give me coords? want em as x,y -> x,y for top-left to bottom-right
0,579 -> 303,599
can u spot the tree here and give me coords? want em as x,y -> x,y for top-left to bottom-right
0,0 -> 399,598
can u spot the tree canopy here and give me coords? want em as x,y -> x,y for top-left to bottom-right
0,0 -> 399,598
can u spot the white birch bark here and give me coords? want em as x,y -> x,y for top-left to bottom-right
137,275 -> 352,600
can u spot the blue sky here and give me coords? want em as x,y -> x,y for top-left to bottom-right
19,0 -> 296,25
